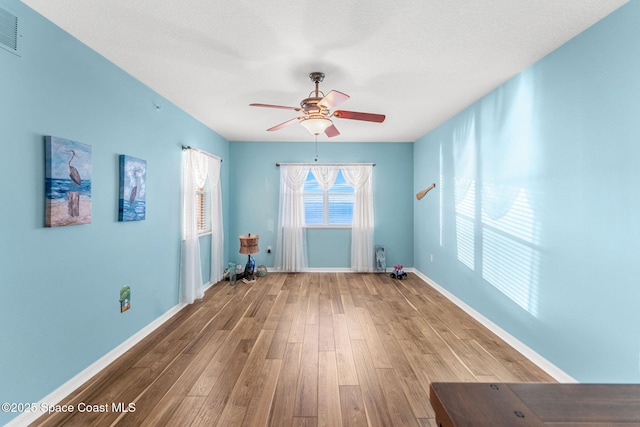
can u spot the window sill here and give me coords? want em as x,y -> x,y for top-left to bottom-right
304,225 -> 352,229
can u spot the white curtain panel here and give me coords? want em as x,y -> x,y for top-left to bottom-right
342,164 -> 375,272
208,157 -> 224,284
310,164 -> 339,191
275,164 -> 310,272
180,150 -> 208,304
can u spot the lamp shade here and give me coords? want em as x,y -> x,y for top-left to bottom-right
239,233 -> 259,254
300,117 -> 332,135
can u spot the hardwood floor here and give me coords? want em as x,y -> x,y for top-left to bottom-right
32,273 -> 555,426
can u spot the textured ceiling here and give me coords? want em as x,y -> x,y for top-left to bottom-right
22,0 -> 628,142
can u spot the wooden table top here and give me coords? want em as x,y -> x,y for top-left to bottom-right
429,382 -> 640,426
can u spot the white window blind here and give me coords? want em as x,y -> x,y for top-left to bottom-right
304,169 -> 354,226
196,177 -> 211,234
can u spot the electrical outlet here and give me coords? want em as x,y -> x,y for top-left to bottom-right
430,254 -> 434,262
267,245 -> 272,254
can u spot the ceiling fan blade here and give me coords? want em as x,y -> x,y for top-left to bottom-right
250,103 -> 302,112
333,110 -> 386,123
318,90 -> 350,109
267,117 -> 302,131
324,124 -> 340,138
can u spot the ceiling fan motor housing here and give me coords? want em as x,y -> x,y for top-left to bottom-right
300,97 -> 327,115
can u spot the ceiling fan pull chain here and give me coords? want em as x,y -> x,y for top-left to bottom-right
314,135 -> 318,162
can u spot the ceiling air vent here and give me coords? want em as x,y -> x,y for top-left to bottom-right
0,7 -> 20,56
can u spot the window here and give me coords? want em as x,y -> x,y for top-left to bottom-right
196,177 -> 211,234
304,169 -> 354,226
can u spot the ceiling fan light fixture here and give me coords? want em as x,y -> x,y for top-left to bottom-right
300,117 -> 332,135
250,72 -> 384,138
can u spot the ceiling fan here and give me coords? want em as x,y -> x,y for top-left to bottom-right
250,72 -> 385,138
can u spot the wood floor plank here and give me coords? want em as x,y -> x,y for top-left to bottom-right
112,352 -> 197,425
397,339 -> 440,392
318,351 -> 342,427
266,302 -> 294,359
361,274 -> 379,297
241,358 -> 282,427
350,339 -> 395,427
335,272 -> 350,295
248,293 -> 277,327
62,367 -> 149,426
190,338 -> 255,426
181,293 -> 245,354
268,342 -> 302,427
339,385 -> 369,427
266,271 -> 287,296
294,323 -> 319,417
394,371 -> 436,420
417,419 -> 438,427
215,329 -> 276,427
288,294 -> 309,344
423,350 -> 478,383
445,338 -> 521,381
158,329 -> 229,398
332,314 -> 359,386
30,273 -> 555,427
346,274 -> 368,308
188,318 -> 256,397
138,395 -> 184,427
165,396 -> 207,426
328,274 -> 345,314
376,323 -> 434,419
378,368 -> 421,427
340,293 -> 364,340
292,417 -> 318,427
318,300 -> 335,352
356,306 -> 393,369
219,285 -> 262,330
264,288 -> 290,331
306,278 -> 320,325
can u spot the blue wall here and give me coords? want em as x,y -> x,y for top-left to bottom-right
229,141 -> 414,270
0,1 -> 229,424
414,0 -> 640,382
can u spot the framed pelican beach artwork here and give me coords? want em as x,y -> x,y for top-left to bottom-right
45,136 -> 92,227
118,155 -> 146,221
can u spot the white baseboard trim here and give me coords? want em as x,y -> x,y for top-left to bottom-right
411,269 -> 576,383
7,303 -> 187,427
269,268 -> 384,273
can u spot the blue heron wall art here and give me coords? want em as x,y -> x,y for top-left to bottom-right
45,136 -> 92,227
118,155 -> 146,221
